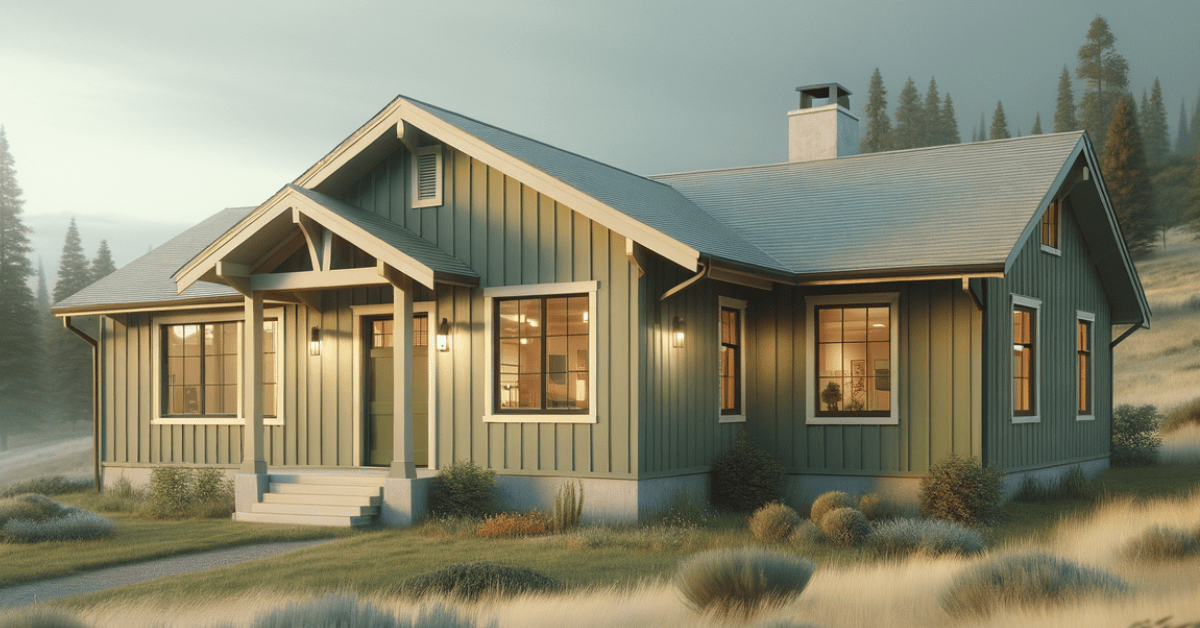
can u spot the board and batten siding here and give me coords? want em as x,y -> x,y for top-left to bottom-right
639,253 -> 983,478
982,199 -> 1112,472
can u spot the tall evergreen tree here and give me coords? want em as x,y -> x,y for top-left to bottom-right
50,218 -> 93,426
1191,89 -> 1200,157
1139,89 -> 1151,143
1054,65 -> 1079,133
0,128 -> 42,450
1102,97 -> 1155,252
860,68 -> 892,154
923,78 -> 942,147
1031,112 -> 1044,135
941,93 -> 960,144
990,101 -> 1011,140
891,77 -> 923,150
1143,79 -> 1171,171
978,112 -> 988,142
1076,15 -> 1129,158
1176,99 -> 1192,155
90,240 -> 116,283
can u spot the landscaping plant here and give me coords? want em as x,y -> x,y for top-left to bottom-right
552,480 -> 584,532
748,502 -> 801,542
144,466 -> 234,519
397,562 -> 562,601
0,476 -> 92,498
919,453 -> 1004,526
1112,404 -> 1162,467
0,494 -> 114,543
870,517 -> 985,557
808,491 -> 851,526
674,548 -> 814,619
475,510 -> 550,538
1121,525 -> 1200,562
939,551 -> 1129,618
429,461 -> 496,519
817,507 -> 872,547
710,433 -> 785,512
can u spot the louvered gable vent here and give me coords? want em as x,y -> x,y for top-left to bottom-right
412,145 -> 443,208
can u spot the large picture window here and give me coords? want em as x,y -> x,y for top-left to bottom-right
157,317 -> 279,422
805,292 -> 899,425
1012,295 -> 1041,422
495,294 -> 589,413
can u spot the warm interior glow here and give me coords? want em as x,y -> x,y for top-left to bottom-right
436,318 -> 450,352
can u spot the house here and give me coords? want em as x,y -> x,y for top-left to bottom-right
52,84 -> 1150,526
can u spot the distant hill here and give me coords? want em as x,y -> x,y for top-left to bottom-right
1115,229 -> 1200,410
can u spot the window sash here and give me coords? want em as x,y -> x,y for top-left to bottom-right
814,303 -> 891,417
1077,319 -> 1092,415
720,306 -> 741,415
161,320 -> 277,418
1013,306 -> 1037,415
493,294 -> 589,414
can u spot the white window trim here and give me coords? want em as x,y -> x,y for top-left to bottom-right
1076,310 -> 1096,421
718,296 -> 748,424
151,308 -> 285,426
1012,294 -> 1042,424
482,281 -> 599,424
350,302 -> 440,468
1040,244 -> 1062,256
805,292 -> 900,426
411,144 -> 443,208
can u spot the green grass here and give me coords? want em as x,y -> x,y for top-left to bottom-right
0,491 -> 344,587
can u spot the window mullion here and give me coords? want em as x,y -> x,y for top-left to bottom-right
540,296 -> 549,411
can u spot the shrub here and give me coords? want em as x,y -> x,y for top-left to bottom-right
855,493 -> 904,522
1112,404 -> 1162,467
871,518 -> 985,557
711,432 -> 786,513
808,491 -> 851,526
97,477 -> 145,513
0,476 -> 92,498
674,548 -> 814,619
552,480 -> 584,532
789,521 -> 824,547
397,562 -> 562,601
749,502 -> 801,542
919,454 -> 1004,526
1121,525 -> 1200,562
818,507 -> 872,547
1162,396 -> 1200,433
250,595 -> 402,628
0,607 -> 91,628
476,510 -> 550,538
1011,466 -> 1098,503
3,510 -> 115,543
644,487 -> 713,528
940,552 -> 1129,618
142,466 -> 234,519
429,461 -> 496,519
0,494 -> 68,528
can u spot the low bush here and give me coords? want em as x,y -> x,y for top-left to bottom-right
1112,404 -> 1162,467
855,493 -> 904,522
1162,396 -> 1200,433
249,594 -> 402,628
808,491 -> 851,526
644,487 -> 713,528
1121,525 -> 1200,562
1011,466 -> 1098,503
429,461 -> 496,519
871,518 -> 985,557
675,548 -> 814,619
397,562 -> 562,601
96,477 -> 145,513
818,507 -> 872,547
143,466 -> 234,519
0,494 -> 68,528
940,552 -> 1129,618
710,433 -> 786,513
919,454 -> 1004,526
552,480 -> 584,532
789,521 -> 824,548
3,510 -> 115,543
748,502 -> 801,542
475,510 -> 550,538
0,606 -> 91,628
0,476 -> 92,498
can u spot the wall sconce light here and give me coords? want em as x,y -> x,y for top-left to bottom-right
437,318 -> 450,352
310,327 -> 321,356
672,316 -> 686,349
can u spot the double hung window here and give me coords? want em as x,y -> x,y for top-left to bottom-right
718,296 -> 747,422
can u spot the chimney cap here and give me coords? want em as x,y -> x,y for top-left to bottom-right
795,83 -> 852,109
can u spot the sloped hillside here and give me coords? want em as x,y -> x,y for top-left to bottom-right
1114,229 -> 1200,409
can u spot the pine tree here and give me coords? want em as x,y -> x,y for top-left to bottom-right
1191,88 -> 1200,157
941,93 -> 961,144
50,218 -> 93,426
891,77 -> 923,150
91,240 -> 116,283
0,128 -> 42,450
860,68 -> 892,154
978,112 -> 988,142
990,101 -> 1011,140
1076,15 -> 1129,158
923,78 -> 942,147
1054,65 -> 1079,133
1139,89 -> 1151,143
1176,99 -> 1192,155
1031,112 -> 1044,135
1143,79 -> 1171,171
1102,97 -> 1155,252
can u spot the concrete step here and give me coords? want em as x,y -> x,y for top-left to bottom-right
262,493 -> 381,507
233,511 -> 372,527
252,502 -> 380,517
269,473 -> 386,487
269,483 -> 382,497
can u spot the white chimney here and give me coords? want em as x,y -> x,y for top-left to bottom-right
788,83 -> 859,162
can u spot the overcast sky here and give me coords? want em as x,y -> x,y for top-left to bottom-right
3,0 -> 1199,278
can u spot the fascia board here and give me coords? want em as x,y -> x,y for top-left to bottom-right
293,97 -> 406,190
174,187 -> 297,293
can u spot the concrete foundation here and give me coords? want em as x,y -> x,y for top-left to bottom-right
493,472 -> 710,524
381,477 -> 431,526
234,473 -> 269,513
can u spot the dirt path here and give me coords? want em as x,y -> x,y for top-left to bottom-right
0,436 -> 92,487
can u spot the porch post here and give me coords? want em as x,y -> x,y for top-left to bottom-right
241,292 -> 266,474
391,278 -> 416,479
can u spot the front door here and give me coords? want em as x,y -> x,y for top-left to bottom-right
366,314 -> 429,467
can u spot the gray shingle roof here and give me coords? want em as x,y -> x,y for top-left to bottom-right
652,133 -> 1085,276
52,207 -> 251,313
402,97 -> 790,273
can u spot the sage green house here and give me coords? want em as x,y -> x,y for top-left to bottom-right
53,84 -> 1149,525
